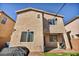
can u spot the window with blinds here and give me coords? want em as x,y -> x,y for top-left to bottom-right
20,31 -> 34,42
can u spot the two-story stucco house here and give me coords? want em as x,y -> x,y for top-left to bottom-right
10,8 -> 71,52
0,10 -> 15,48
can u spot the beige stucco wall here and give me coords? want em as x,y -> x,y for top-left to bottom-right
0,12 -> 15,47
45,33 -> 63,48
65,18 -> 79,39
10,9 -> 71,51
43,14 -> 71,49
43,14 -> 66,33
10,11 -> 44,52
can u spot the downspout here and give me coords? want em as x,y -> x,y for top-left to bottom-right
41,12 -> 45,52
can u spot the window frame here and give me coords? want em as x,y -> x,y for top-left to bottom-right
20,31 -> 34,42
49,35 -> 57,42
37,14 -> 40,18
49,18 -> 57,25
1,17 -> 7,24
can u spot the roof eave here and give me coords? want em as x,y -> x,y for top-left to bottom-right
16,8 -> 64,18
0,10 -> 16,22
65,16 -> 79,26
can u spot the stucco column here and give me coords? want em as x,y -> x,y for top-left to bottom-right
63,32 -> 71,50
57,42 -> 60,49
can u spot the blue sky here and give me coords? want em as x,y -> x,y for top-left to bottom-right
0,3 -> 79,24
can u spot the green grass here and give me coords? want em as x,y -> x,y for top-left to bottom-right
41,52 -> 79,56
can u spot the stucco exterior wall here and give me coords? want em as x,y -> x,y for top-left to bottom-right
43,14 -> 71,49
71,39 -> 79,51
43,14 -> 65,33
10,11 -> 44,52
45,34 -> 63,48
0,12 -> 15,48
65,18 -> 79,39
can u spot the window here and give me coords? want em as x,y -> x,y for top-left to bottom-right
20,31 -> 34,42
49,17 -> 57,25
1,17 -> 7,24
27,32 -> 34,42
20,32 -> 27,42
49,35 -> 57,42
37,14 -> 40,18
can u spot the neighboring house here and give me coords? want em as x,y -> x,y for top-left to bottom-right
0,10 -> 15,48
10,8 -> 71,52
65,16 -> 79,40
65,16 -> 79,50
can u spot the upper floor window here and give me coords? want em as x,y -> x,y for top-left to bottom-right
20,31 -> 34,42
49,17 -> 57,25
1,17 -> 7,24
37,14 -> 40,18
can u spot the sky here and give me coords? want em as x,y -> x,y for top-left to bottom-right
0,3 -> 79,24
